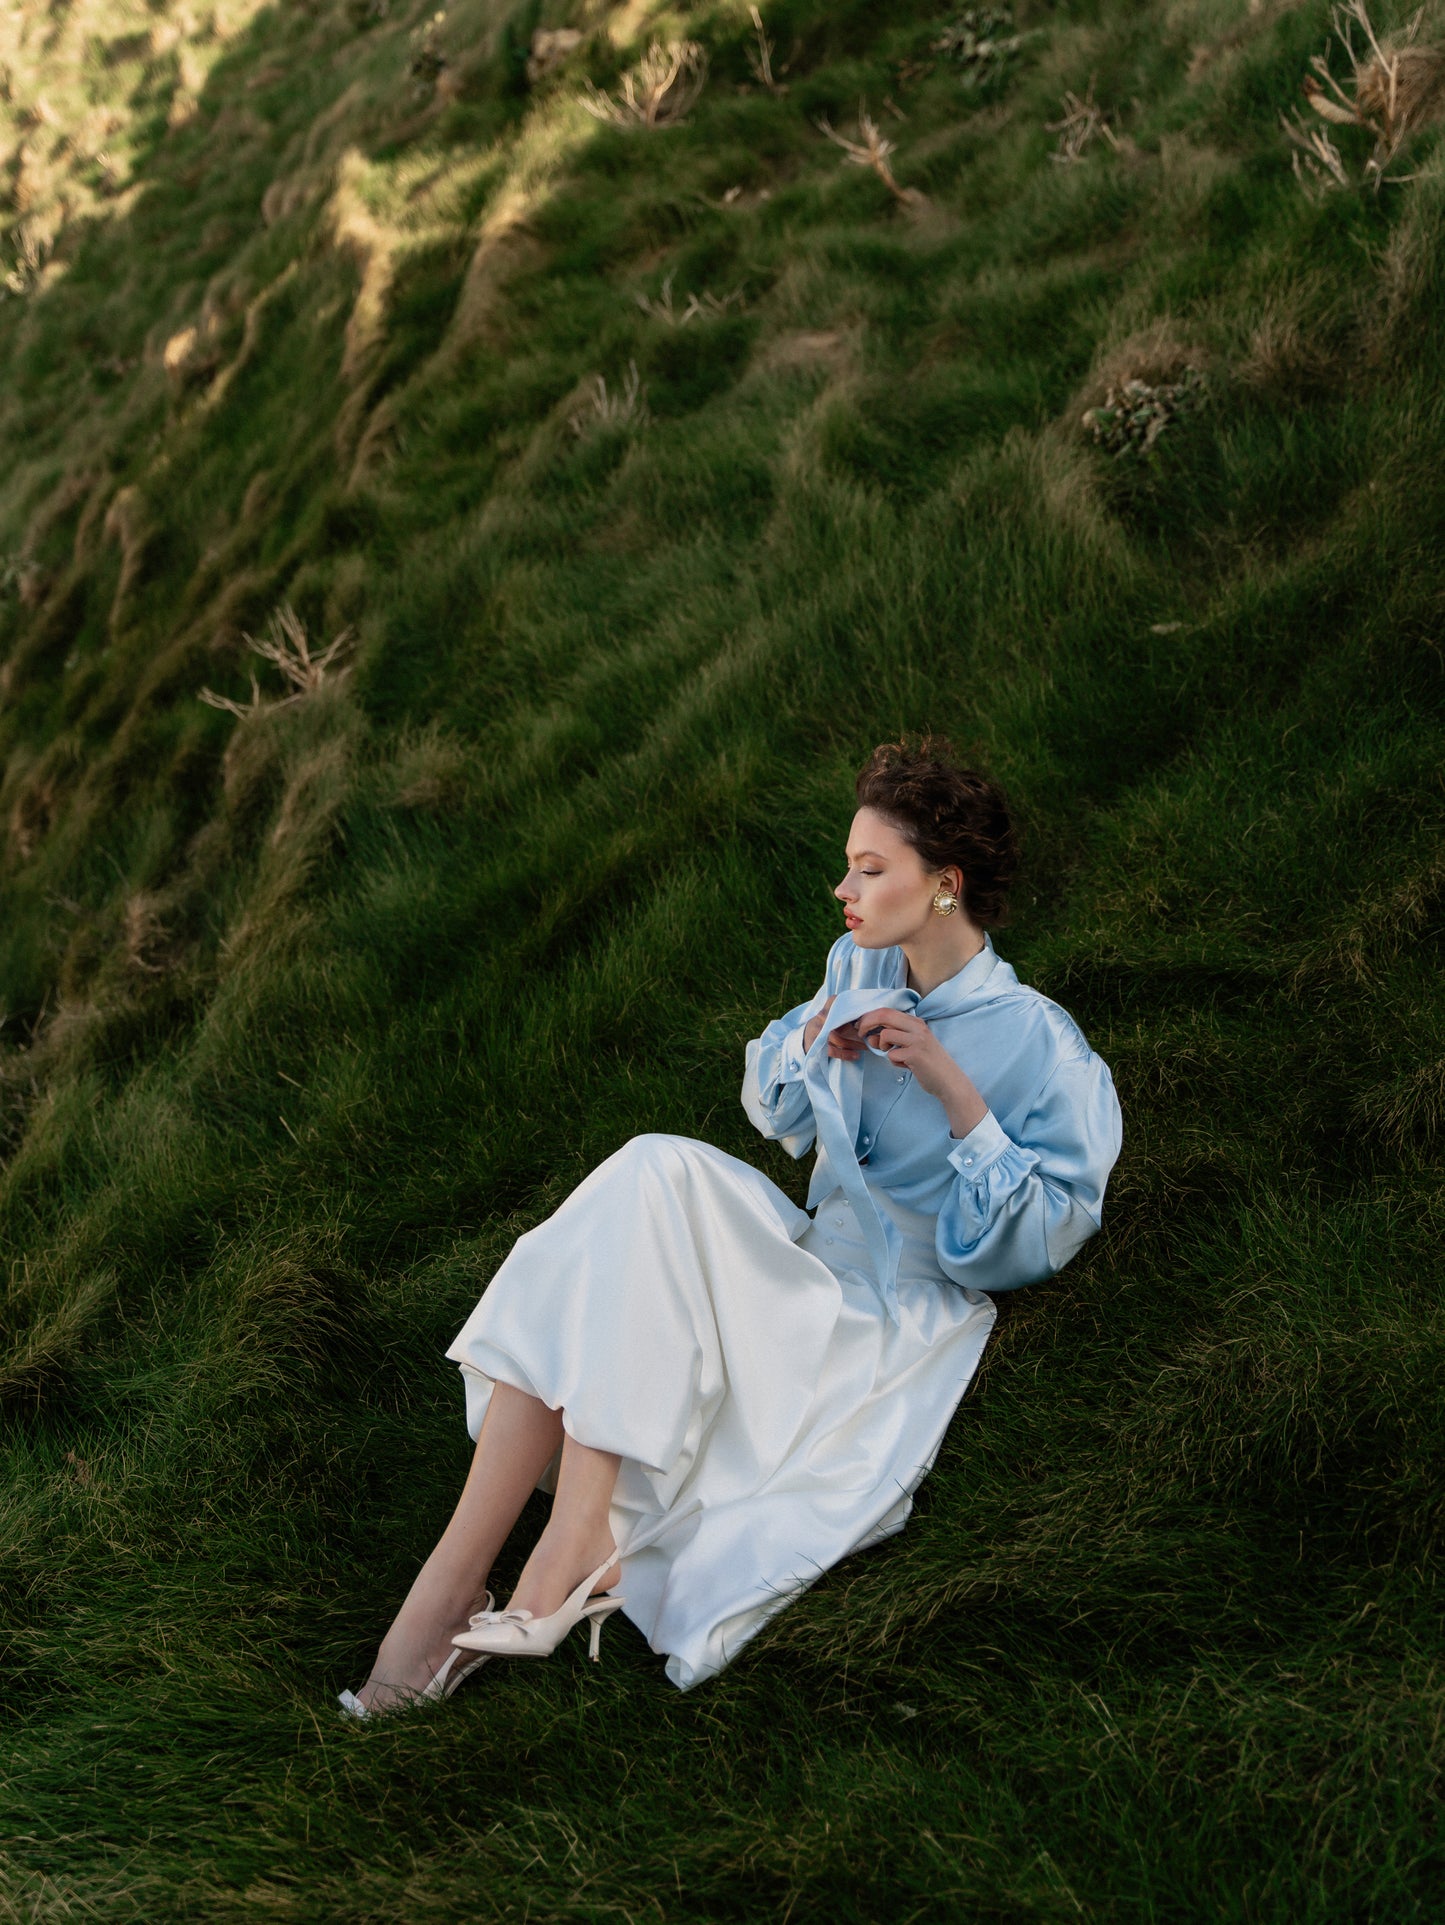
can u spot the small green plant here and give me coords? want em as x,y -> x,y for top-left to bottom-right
1081,367 -> 1208,454
932,6 -> 1030,93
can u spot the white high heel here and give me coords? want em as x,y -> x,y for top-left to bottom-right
450,1555 -> 626,1664
338,1592 -> 495,1719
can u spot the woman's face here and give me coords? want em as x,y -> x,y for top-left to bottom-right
835,807 -> 951,948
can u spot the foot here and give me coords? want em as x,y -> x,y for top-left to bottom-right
505,1527 -> 620,1622
353,1581 -> 494,1715
353,1635 -> 464,1715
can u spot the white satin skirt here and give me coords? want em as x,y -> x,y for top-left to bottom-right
445,1134 -> 996,1689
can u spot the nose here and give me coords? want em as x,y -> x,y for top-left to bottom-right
835,876 -> 856,903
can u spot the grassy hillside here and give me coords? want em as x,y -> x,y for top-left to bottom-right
1,0 -> 1443,1915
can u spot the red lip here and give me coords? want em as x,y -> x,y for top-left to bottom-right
844,913 -> 862,929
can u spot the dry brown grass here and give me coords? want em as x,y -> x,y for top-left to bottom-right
1236,293 -> 1347,395
123,893 -> 168,976
568,361 -> 647,436
634,272 -> 744,326
756,327 -> 858,376
1356,1056 -> 1445,1149
6,773 -> 56,862
816,106 -> 926,210
1287,2 -> 1445,191
260,166 -> 326,229
326,149 -> 402,383
101,484 -> 154,637
389,727 -> 472,812
746,7 -> 787,96
199,604 -> 355,722
0,1270 -> 114,1414
1,220 -> 52,297
1046,84 -> 1123,165
579,40 -> 707,129
446,208 -> 546,351
1291,837 -> 1445,993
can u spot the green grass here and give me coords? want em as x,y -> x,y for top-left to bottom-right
1,0 -> 1443,1915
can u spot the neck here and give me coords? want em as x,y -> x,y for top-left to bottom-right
902,917 -> 987,997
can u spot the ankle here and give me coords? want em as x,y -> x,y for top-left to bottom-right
545,1519 -> 618,1580
381,1571 -> 492,1661
509,1529 -> 618,1617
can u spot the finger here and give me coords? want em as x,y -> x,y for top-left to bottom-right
858,1008 -> 923,1039
856,1016 -> 897,1046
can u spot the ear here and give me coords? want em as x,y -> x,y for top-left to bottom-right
939,866 -> 964,902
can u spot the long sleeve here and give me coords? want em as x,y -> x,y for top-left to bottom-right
933,1047 -> 1122,1293
740,939 -> 848,1159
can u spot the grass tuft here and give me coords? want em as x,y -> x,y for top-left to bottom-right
580,38 -> 709,130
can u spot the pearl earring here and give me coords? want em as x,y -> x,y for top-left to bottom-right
932,885 -> 959,917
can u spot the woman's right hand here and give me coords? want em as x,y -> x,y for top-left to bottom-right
801,997 -> 865,1060
801,996 -> 834,1054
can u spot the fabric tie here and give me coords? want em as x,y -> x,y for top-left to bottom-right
801,985 -> 921,1324
798,938 -> 1004,1324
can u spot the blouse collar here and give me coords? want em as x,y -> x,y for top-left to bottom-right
889,931 -> 1002,1017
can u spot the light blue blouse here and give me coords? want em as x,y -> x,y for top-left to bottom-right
742,933 -> 1122,1315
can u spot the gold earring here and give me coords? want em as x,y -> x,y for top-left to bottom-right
932,885 -> 959,917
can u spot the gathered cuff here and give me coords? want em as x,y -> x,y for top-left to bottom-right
947,1110 -> 1013,1179
778,1022 -> 810,1082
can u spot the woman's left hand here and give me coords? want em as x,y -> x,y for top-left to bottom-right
854,1008 -> 988,1140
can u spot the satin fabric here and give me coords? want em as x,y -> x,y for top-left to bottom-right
744,933 -> 1122,1300
446,1135 -> 995,1688
446,935 -> 1120,1687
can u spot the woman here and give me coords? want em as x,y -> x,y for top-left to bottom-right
341,739 -> 1121,1712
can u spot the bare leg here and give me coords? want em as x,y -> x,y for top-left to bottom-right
356,1381 -> 562,1711
505,1428 -> 622,1620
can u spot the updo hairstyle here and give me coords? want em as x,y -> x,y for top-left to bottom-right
854,736 -> 1019,927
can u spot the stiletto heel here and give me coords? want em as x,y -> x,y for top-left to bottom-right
338,1591 -> 495,1719
451,1554 -> 626,1663
586,1597 -> 624,1662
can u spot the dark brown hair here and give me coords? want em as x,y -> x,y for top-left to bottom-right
855,736 -> 1019,926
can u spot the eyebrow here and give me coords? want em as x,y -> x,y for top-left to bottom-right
846,850 -> 889,862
